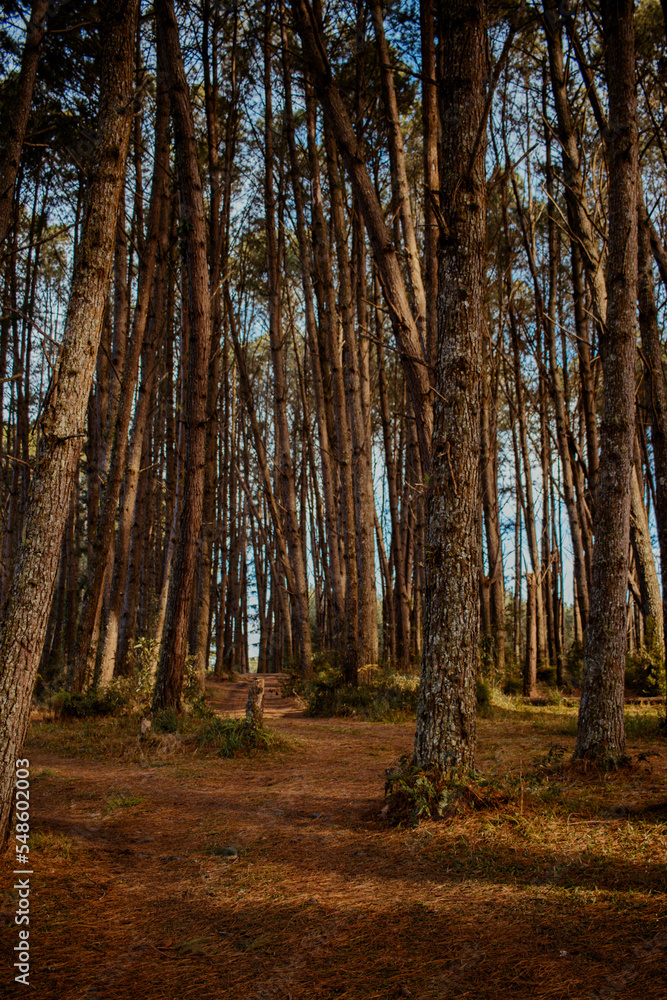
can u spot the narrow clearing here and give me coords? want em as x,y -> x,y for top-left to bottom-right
1,679 -> 666,999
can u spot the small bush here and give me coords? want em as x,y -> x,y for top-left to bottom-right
306,668 -> 420,721
50,688 -> 123,719
188,694 -> 217,722
626,638 -> 665,697
384,755 -> 511,825
152,706 -> 180,733
476,678 -> 492,715
196,718 -> 284,757
503,675 -> 523,696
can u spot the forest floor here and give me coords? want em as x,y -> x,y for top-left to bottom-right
1,677 -> 667,1000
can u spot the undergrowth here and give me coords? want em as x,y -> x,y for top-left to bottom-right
196,717 -> 287,757
384,754 -> 513,826
305,665 -> 420,721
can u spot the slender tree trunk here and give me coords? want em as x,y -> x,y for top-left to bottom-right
0,0 -> 50,248
152,0 -> 212,712
70,66 -> 170,690
292,0 -> 432,464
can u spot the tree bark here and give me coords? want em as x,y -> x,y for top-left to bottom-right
575,0 -> 638,763
152,0 -> 212,712
291,0 -> 432,465
414,0 -> 487,775
0,0 -> 50,248
0,0 -> 138,847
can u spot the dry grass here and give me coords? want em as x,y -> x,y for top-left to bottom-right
0,682 -> 665,999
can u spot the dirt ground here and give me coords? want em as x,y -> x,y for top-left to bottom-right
1,677 -> 667,999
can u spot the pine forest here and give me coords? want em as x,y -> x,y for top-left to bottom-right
0,0 -> 666,996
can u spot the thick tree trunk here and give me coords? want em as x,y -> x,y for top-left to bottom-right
0,0 -> 138,847
575,0 -> 638,763
414,0 -> 487,775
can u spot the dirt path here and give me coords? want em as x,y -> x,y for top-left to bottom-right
1,682 -> 666,999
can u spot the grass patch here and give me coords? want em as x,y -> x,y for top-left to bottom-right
306,668 -> 420,721
104,789 -> 146,812
30,831 -> 75,859
196,717 -> 288,757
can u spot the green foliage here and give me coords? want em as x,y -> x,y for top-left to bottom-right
502,675 -> 523,696
49,661 -> 157,720
196,717 -> 283,757
626,628 -> 665,697
565,640 -> 584,686
384,755 -> 510,826
183,654 -> 202,701
50,688 -> 123,719
305,666 -> 420,721
384,755 -> 451,825
105,789 -> 145,812
476,678 -> 492,715
152,707 -> 180,734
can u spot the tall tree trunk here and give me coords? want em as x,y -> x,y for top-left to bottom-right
575,0 -> 638,763
261,10 -> 312,680
0,0 -> 50,248
152,0 -> 212,711
370,0 -> 427,346
292,0 -> 432,464
480,321 -> 506,677
637,194 -> 667,686
0,0 -> 138,846
414,0 -> 487,775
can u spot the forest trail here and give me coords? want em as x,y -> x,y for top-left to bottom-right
207,674 -> 305,718
1,688 -> 666,999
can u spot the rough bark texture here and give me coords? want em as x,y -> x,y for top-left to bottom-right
263,11 -> 313,680
574,0 -> 638,763
245,677 -> 265,729
152,0 -> 212,712
0,0 -> 138,847
414,0 -> 486,775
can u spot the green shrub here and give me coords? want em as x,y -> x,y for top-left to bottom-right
50,688 -> 123,719
305,668 -> 420,721
625,621 -> 665,697
503,675 -> 523,696
476,678 -> 491,714
196,718 -> 283,757
384,755 -> 510,825
565,640 -> 584,686
152,706 -> 180,733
